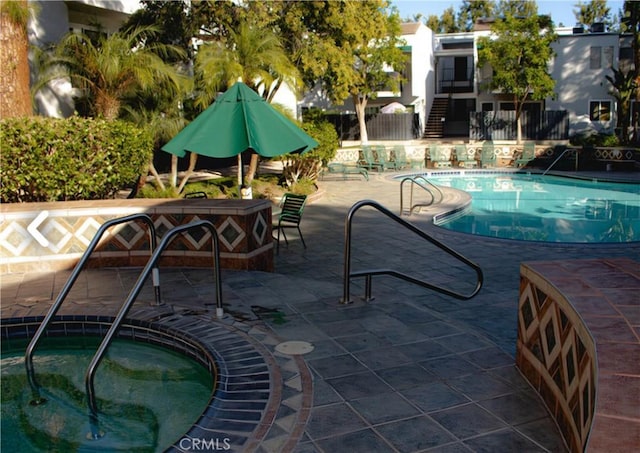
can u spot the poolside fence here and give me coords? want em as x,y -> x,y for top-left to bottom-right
470,110 -> 569,141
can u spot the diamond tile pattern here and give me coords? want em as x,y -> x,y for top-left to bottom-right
0,200 -> 274,272
517,258 -> 639,452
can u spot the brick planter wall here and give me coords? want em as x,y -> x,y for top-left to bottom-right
0,199 -> 274,273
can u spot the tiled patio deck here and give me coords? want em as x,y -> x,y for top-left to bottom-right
2,170 -> 638,452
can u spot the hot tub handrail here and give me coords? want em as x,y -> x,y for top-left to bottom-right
399,175 -> 443,216
341,200 -> 483,304
85,220 -> 223,417
24,214 -> 159,389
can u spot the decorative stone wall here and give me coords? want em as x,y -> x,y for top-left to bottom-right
0,199 -> 273,273
516,258 -> 640,452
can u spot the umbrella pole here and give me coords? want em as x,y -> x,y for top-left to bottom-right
237,154 -> 244,188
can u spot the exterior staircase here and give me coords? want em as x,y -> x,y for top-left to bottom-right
423,97 -> 449,139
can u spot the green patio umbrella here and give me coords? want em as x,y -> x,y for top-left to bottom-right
162,81 -> 318,189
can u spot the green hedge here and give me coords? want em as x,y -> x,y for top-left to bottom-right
1,116 -> 153,202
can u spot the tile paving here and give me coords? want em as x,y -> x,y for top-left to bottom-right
1,169 -> 639,452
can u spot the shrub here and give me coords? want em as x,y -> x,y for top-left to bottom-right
1,116 -> 153,202
280,119 -> 339,187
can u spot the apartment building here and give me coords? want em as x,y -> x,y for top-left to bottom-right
28,2 -> 635,141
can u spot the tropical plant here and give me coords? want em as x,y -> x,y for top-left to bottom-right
606,67 -> 637,144
193,19 -> 301,186
35,26 -> 185,120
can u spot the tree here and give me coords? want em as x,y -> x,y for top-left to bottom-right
606,67 -> 636,144
278,0 -> 406,144
194,19 -> 300,186
457,0 -> 495,32
621,0 -> 640,141
478,1 -> 557,142
38,26 -> 185,120
0,0 -> 31,118
573,0 -> 612,30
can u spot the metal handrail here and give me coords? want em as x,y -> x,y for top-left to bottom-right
85,220 -> 223,420
341,200 -> 483,304
542,147 -> 574,175
399,176 -> 444,215
24,214 -> 159,399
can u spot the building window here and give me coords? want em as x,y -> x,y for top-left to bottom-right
589,46 -> 614,69
590,100 -> 611,121
482,102 -> 493,111
590,47 -> 601,69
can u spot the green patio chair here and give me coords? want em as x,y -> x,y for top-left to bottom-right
374,145 -> 397,171
392,145 -> 410,169
429,144 -> 452,168
515,142 -> 536,167
480,141 -> 496,168
273,193 -> 307,253
359,145 -> 384,172
454,144 -> 477,168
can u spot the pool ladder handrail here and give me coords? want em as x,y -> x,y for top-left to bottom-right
85,220 -> 223,417
24,214 -> 160,393
341,200 -> 483,304
399,175 -> 444,216
542,146 -> 577,175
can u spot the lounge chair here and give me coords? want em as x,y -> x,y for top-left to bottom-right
392,145 -> 410,169
359,145 -> 383,172
273,193 -> 307,253
480,141 -> 496,168
374,145 -> 397,171
454,145 -> 477,168
515,142 -> 536,167
429,144 -> 452,168
323,162 -> 369,181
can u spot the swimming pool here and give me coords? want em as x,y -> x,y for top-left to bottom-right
425,172 -> 639,243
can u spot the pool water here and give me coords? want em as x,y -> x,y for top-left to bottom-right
1,336 -> 213,452
429,173 -> 640,243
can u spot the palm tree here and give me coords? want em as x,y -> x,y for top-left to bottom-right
195,21 -> 300,107
194,20 -> 300,187
0,0 -> 31,118
38,26 -> 185,120
606,67 -> 637,144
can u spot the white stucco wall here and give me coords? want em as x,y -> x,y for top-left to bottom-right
548,32 -> 620,136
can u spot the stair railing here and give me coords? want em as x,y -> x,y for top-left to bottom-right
341,200 -> 483,304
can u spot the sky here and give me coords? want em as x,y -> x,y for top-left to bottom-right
391,0 -> 625,28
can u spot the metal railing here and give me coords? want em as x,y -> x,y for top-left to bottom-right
341,200 -> 483,304
399,176 -> 444,216
85,220 -> 223,424
24,214 -> 159,401
542,147 -> 574,175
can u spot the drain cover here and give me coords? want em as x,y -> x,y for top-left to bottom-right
275,341 -> 314,355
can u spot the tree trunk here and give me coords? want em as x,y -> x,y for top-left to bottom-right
245,152 -> 259,185
0,0 -> 31,119
353,94 -> 369,144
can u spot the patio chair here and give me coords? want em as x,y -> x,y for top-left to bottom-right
358,145 -> 383,172
374,145 -> 397,171
454,144 -> 477,168
273,193 -> 307,253
515,142 -> 536,167
392,145 -> 410,169
429,144 -> 452,168
480,141 -> 496,168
